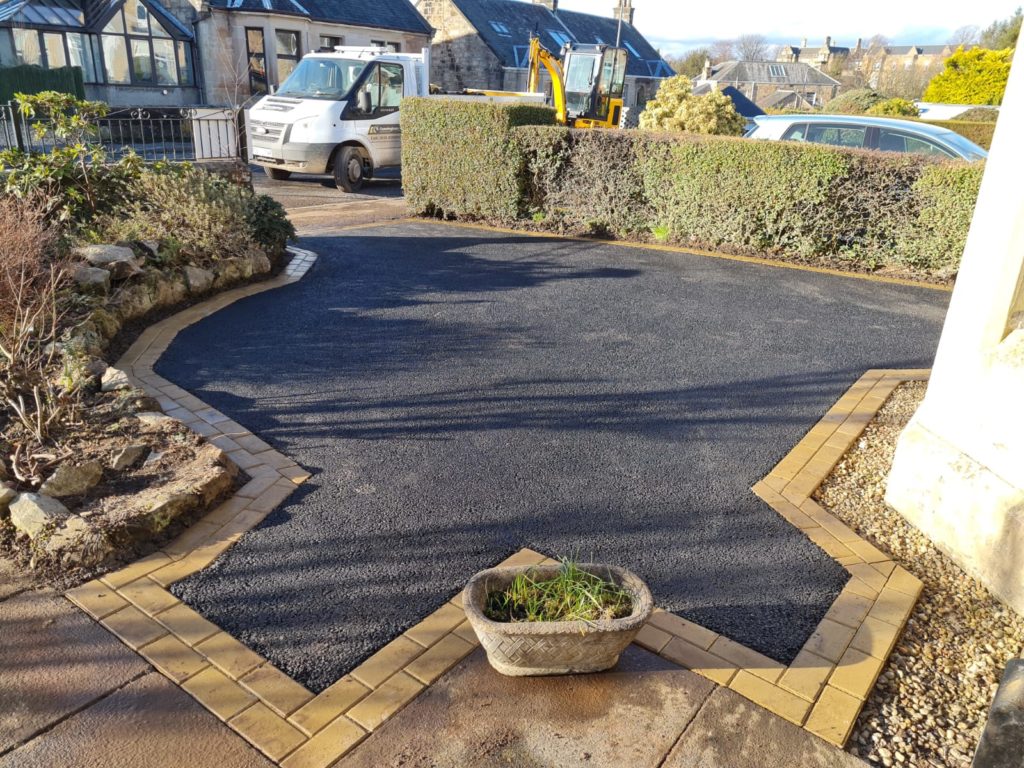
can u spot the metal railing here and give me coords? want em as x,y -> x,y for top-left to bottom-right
0,102 -> 243,162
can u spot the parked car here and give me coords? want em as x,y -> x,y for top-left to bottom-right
745,114 -> 987,161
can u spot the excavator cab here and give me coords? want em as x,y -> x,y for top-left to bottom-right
561,44 -> 627,129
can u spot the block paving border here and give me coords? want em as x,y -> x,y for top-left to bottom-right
63,241 -> 928,765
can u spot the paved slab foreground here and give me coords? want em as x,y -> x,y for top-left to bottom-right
155,221 -> 948,693
340,645 -> 864,767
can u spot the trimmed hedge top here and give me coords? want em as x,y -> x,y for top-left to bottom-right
401,98 -> 555,220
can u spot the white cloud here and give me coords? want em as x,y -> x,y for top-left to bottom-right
554,0 -> 1021,54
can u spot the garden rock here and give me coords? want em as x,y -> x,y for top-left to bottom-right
0,485 -> 16,516
73,265 -> 110,293
39,461 -> 104,498
75,244 -> 141,280
117,283 -> 157,321
184,265 -> 214,294
9,494 -> 71,539
43,515 -> 114,567
111,444 -> 148,471
101,367 -> 133,392
212,258 -> 250,289
137,412 -> 177,430
146,492 -> 197,533
247,249 -> 272,275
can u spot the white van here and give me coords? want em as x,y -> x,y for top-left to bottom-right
246,47 -> 542,192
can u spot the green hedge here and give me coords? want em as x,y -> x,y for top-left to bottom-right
921,119 -> 996,150
402,102 -> 984,277
401,98 -> 555,220
0,65 -> 84,102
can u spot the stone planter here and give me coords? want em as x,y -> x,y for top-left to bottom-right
462,563 -> 654,677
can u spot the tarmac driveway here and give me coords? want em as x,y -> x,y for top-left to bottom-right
159,222 -> 948,693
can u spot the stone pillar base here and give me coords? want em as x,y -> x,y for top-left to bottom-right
886,418 -> 1024,615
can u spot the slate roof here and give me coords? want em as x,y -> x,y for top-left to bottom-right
691,83 -> 764,117
450,0 -> 672,78
206,0 -> 431,35
706,60 -> 840,87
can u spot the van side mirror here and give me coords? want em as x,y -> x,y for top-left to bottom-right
358,90 -> 372,113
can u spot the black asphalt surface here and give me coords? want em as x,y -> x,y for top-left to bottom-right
162,222 -> 948,693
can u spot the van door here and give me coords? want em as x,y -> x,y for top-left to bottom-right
344,61 -> 404,168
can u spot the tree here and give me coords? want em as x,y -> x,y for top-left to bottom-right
668,48 -> 711,78
866,34 -> 890,50
923,47 -> 1013,105
736,34 -> 770,61
979,6 -> 1022,49
638,76 -> 746,136
948,25 -> 981,47
709,39 -> 737,63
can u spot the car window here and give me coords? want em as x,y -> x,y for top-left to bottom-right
805,125 -> 867,148
877,129 -> 955,159
782,123 -> 809,141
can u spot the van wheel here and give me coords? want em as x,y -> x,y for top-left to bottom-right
266,168 -> 291,181
333,146 -> 366,193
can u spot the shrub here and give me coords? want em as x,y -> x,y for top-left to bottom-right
824,89 -> 886,115
867,98 -> 921,117
0,92 -> 142,224
923,48 -> 1013,106
95,166 -> 293,264
401,98 -> 555,220
638,76 -> 745,136
895,163 -> 982,274
956,106 -> 1000,122
0,196 -> 77,481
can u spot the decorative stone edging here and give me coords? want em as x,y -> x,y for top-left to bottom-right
64,240 -> 926,766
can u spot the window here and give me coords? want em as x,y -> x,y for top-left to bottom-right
12,29 -> 43,66
319,34 -> 342,51
370,39 -> 401,52
351,61 -> 404,116
67,33 -> 100,82
876,129 -> 955,158
96,1 -> 193,86
275,29 -> 301,83
489,21 -> 511,36
278,57 -> 365,99
549,30 -> 571,47
246,27 -> 267,94
768,64 -> 785,78
43,33 -> 66,67
806,124 -> 867,148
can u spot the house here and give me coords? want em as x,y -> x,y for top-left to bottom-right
695,59 -> 840,110
691,83 -> 763,118
777,36 -> 968,90
415,0 -> 672,111
0,0 -> 432,106
776,37 -> 855,74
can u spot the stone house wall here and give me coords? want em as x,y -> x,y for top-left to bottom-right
416,0 -> 505,91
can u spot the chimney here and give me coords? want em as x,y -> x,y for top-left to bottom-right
855,37 -> 863,52
613,0 -> 635,25
824,36 -> 832,48
801,38 -> 807,48
701,57 -> 712,81
533,0 -> 557,9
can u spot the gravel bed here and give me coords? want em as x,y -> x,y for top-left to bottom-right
815,382 -> 1024,768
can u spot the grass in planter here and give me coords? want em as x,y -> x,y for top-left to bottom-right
484,561 -> 633,623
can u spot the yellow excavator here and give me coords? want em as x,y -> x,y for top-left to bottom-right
468,37 -> 628,129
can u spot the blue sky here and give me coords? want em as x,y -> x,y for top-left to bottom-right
555,0 -> 1022,55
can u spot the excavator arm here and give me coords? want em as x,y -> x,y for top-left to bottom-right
526,37 -> 567,125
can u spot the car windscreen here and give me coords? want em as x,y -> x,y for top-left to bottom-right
276,58 -> 365,100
